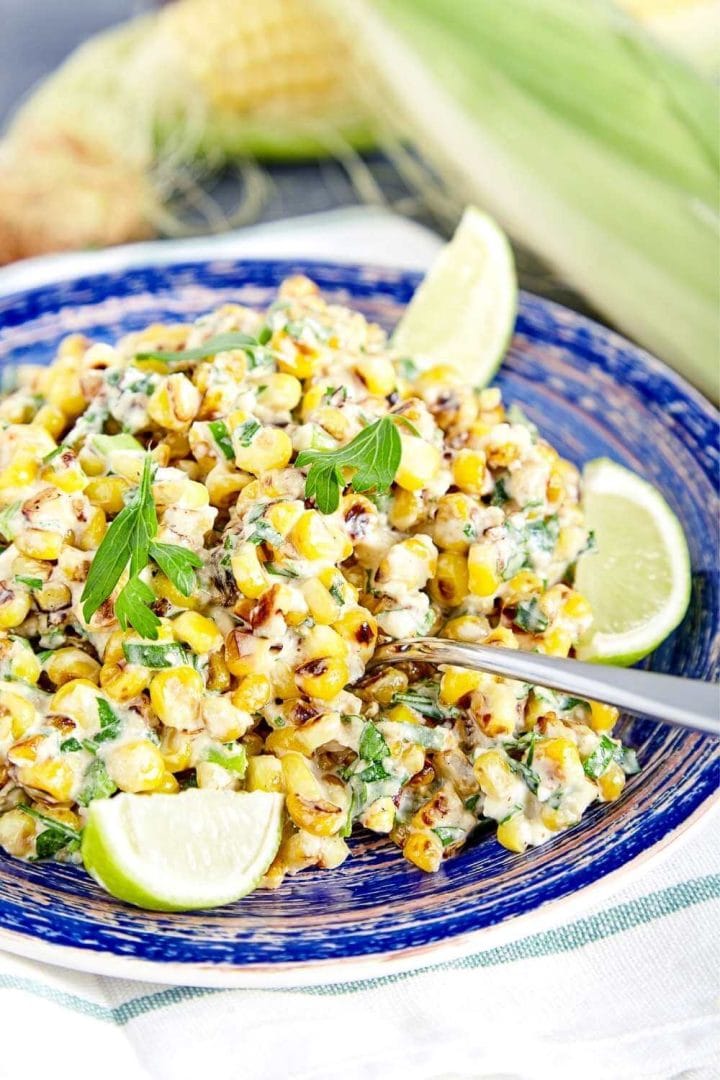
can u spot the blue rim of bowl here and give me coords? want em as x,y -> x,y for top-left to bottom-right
0,257 -> 717,982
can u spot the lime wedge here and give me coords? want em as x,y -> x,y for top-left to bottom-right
392,206 -> 517,383
82,789 -> 283,911
575,458 -> 691,665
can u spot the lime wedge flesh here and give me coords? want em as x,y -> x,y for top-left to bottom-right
575,458 -> 691,665
82,789 -> 284,911
392,205 -> 517,385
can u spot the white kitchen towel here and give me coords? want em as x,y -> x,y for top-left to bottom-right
0,208 -> 717,1080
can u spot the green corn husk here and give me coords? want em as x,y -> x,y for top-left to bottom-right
347,0 -> 719,397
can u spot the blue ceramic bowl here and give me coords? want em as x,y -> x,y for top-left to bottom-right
0,259 -> 717,987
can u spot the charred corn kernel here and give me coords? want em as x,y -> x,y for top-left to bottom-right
388,487 -> 423,530
204,464 -> 250,508
588,700 -> 619,733
356,667 -> 408,706
483,626 -> 519,649
291,510 -> 351,562
231,673 -> 272,712
233,425 -> 292,475
439,667 -> 484,706
17,760 -> 74,803
224,630 -> 272,677
296,656 -> 349,701
361,796 -> 396,833
159,728 -> 193,772
171,611 -> 223,654
0,585 -> 31,628
598,760 -> 626,801
147,374 -> 201,430
442,614 -> 490,642
150,667 -> 204,730
49,679 -> 101,726
395,435 -> 441,492
246,754 -> 284,793
354,355 -> 396,396
563,591 -> 592,620
334,607 -> 378,660
302,578 -> 341,624
84,476 -> 129,515
15,528 -> 65,561
497,815 -> 528,853
206,652 -> 232,692
0,691 -> 37,738
231,543 -> 267,599
506,571 -> 543,602
481,682 -> 519,738
100,662 -> 150,702
46,648 -> 101,687
403,831 -> 443,872
429,551 -> 469,607
0,808 -> 36,857
75,507 -> 107,551
46,372 -> 86,418
34,581 -> 72,614
32,403 -> 66,439
536,737 -> 580,775
258,373 -> 302,410
107,741 -> 166,793
468,543 -> 500,597
541,628 -> 573,657
473,749 -> 514,799
152,572 -> 200,610
452,449 -> 486,494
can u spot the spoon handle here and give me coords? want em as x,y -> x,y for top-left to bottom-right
370,638 -> 719,736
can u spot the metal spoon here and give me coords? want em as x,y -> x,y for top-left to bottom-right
369,638 -> 719,736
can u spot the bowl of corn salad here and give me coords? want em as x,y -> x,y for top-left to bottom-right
0,258 -> 716,984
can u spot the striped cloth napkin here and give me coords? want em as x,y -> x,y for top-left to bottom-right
0,209 -> 717,1080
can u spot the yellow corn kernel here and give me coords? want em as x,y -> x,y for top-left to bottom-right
159,728 -> 193,772
258,373 -> 302,411
46,372 -> 86,418
14,529 -> 65,561
152,572 -> 199,611
291,510 -> 352,562
276,341 -> 323,380
354,355 -> 396,396
46,648 -> 101,687
204,464 -> 250,509
497,815 -> 528,853
265,500 -> 305,539
467,543 -> 500,597
395,435 -> 441,492
536,737 -> 580,775
246,754 -> 284,793
7,733 -> 44,766
483,626 -> 519,649
429,551 -> 469,607
506,571 -> 543,603
147,374 -> 201,431
0,807 -> 37,857
597,760 -> 626,801
17,760 -> 74,803
224,629 -> 272,677
202,695 -> 252,742
432,492 -> 477,552
231,542 -> 267,599
107,740 -> 167,793
403,831 -> 443,872
563,591 -> 592,620
439,667 -> 485,707
441,614 -> 490,642
84,476 -> 129,515
385,702 -> 420,726
296,656 -> 349,701
473,749 -> 514,799
171,611 -> 223,654
301,383 -> 326,419
206,651 -> 231,692
361,796 -> 396,834
540,804 -> 577,832
155,771 -> 181,794
0,691 -> 37,739
452,449 -> 486,495
481,682 -> 519,738
32,403 -> 66,439
153,477 -> 209,511
0,451 -> 39,494
49,679 -> 102,726
233,424 -> 293,475
41,458 -> 87,495
9,643 -> 41,684
540,628 -> 573,657
319,566 -> 357,603
400,743 -> 426,779
100,662 -> 150,703
388,488 -> 423,531
334,607 -> 378,661
75,507 -> 107,551
150,667 -> 204,729
301,578 -> 341,625
0,585 -> 31,629
231,674 -> 272,713
588,700 -> 619,733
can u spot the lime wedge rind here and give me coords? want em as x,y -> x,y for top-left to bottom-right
82,789 -> 284,912
575,458 -> 691,666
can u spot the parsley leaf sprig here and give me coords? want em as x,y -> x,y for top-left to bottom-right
80,456 -> 202,639
295,416 -> 401,515
134,328 -> 273,368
